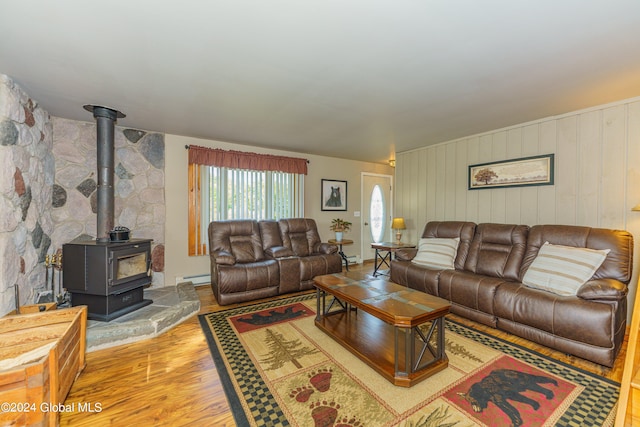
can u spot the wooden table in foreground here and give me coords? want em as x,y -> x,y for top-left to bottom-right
313,274 -> 451,387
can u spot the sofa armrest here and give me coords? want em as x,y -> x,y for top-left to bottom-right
577,278 -> 628,301
213,250 -> 236,265
317,243 -> 338,255
265,246 -> 295,258
395,248 -> 418,261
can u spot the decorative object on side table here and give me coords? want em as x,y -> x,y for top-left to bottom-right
329,218 -> 352,242
391,217 -> 406,243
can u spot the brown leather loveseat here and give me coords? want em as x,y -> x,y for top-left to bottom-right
209,218 -> 342,305
390,221 -> 634,367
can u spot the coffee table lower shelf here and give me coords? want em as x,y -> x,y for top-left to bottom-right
315,308 -> 448,387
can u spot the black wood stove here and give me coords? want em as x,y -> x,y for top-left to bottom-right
63,239 -> 153,321
62,105 -> 153,321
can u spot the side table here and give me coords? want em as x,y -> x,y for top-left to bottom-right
371,241 -> 416,277
328,239 -> 353,271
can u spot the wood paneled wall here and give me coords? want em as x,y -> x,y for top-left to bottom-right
396,97 -> 640,319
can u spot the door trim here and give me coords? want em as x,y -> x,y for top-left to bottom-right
360,172 -> 394,262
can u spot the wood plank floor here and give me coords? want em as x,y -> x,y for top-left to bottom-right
59,263 -> 627,426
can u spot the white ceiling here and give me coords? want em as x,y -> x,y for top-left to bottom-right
1,1 -> 640,164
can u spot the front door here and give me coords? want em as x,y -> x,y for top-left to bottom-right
362,173 -> 392,262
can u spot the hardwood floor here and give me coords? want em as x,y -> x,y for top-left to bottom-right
59,263 -> 627,426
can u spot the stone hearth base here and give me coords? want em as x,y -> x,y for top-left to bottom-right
85,281 -> 200,352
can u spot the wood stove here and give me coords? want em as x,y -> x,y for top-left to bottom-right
62,105 -> 153,321
63,239 -> 153,321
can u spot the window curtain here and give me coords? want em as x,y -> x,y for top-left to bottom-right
187,145 -> 308,175
187,146 -> 307,256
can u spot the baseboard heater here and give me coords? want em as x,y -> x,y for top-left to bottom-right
176,274 -> 211,286
346,255 -> 361,265
177,257 -> 359,285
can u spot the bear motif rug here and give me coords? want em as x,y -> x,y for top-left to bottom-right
199,293 -> 618,427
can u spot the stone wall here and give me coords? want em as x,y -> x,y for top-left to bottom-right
51,117 -> 166,286
0,75 -> 54,315
0,75 -> 166,315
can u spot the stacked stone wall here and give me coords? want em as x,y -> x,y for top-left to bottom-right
51,117 -> 166,287
0,75 -> 54,315
0,75 -> 166,315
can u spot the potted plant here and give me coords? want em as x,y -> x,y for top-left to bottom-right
330,218 -> 352,241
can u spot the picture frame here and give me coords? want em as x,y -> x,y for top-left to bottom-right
468,154 -> 554,190
321,179 -> 347,211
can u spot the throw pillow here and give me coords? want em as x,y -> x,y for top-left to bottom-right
522,242 -> 610,296
411,237 -> 460,270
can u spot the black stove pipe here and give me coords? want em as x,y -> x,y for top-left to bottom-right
83,105 -> 125,243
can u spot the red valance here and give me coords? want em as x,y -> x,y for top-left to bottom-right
188,145 -> 308,175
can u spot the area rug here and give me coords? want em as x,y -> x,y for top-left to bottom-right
199,293 -> 619,427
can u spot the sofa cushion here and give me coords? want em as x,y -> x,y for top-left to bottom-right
412,237 -> 460,269
420,221 -> 476,269
464,223 -> 529,280
520,224 -> 633,284
299,255 -> 339,281
522,242 -> 609,296
209,220 -> 265,263
230,235 -> 261,263
438,270 -> 506,317
278,218 -> 322,257
494,282 -> 618,349
390,260 -> 441,295
259,220 -> 284,250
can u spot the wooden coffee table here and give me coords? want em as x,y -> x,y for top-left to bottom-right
313,274 -> 450,387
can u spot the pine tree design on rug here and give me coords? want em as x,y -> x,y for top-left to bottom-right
260,328 -> 319,370
444,338 -> 484,363
424,324 -> 484,363
407,405 -> 469,427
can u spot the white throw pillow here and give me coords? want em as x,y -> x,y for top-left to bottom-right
411,237 -> 460,270
522,242 -> 610,296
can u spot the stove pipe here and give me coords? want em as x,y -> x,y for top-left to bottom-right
83,105 -> 126,243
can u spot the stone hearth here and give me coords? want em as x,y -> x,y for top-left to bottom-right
85,281 -> 199,351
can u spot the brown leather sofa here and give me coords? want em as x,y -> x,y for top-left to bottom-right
390,221 -> 634,367
209,218 -> 342,305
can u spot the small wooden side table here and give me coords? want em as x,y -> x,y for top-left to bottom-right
328,239 -> 353,271
371,241 -> 416,277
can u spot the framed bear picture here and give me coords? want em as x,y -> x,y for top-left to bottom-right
321,179 -> 347,211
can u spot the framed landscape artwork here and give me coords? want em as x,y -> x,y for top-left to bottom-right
469,154 -> 554,190
321,179 -> 347,211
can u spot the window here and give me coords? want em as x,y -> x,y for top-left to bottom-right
369,184 -> 385,243
188,146 -> 307,256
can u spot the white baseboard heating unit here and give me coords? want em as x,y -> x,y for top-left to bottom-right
346,255 -> 361,265
176,274 -> 211,286
176,256 -> 361,285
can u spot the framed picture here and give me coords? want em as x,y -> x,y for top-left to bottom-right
321,179 -> 347,211
469,154 -> 554,190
